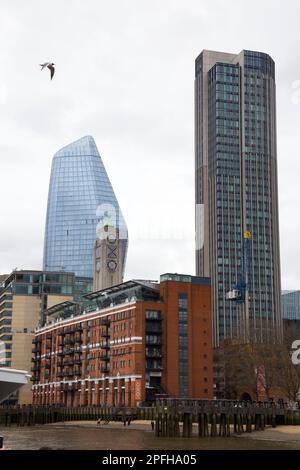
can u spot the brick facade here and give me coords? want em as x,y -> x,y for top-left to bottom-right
32,275 -> 213,407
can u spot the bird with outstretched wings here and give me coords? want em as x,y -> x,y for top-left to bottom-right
40,62 -> 55,80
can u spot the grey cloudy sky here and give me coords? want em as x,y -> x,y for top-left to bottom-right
0,0 -> 299,288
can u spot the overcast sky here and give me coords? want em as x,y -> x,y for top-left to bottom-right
0,0 -> 300,288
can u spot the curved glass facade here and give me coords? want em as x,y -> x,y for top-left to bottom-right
43,136 -> 128,278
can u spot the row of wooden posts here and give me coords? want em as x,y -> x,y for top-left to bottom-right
1,400 -> 300,439
153,399 -> 300,437
155,411 -> 275,438
0,405 -> 154,427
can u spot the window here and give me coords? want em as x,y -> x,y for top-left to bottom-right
145,310 -> 162,320
178,293 -> 188,398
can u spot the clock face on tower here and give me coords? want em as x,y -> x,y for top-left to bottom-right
107,233 -> 117,243
107,260 -> 117,272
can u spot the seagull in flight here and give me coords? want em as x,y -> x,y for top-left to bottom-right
40,62 -> 55,80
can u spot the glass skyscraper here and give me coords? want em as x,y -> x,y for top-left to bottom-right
43,135 -> 128,278
195,50 -> 282,346
282,291 -> 300,321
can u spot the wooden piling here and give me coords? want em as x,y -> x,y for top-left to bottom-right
210,413 -> 218,437
182,413 -> 192,438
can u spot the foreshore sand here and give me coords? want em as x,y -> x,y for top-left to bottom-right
47,419 -> 153,431
48,420 -> 300,445
2,421 -> 300,450
239,425 -> 300,445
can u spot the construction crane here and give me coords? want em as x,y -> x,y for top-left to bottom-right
226,231 -> 252,342
226,231 -> 252,303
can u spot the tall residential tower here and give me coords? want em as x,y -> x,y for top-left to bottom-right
195,50 -> 282,346
43,136 -> 128,278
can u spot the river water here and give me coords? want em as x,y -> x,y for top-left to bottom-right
0,424 -> 298,450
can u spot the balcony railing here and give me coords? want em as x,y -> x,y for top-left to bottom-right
99,353 -> 109,360
145,312 -> 162,321
145,351 -> 163,359
145,325 -> 162,334
63,348 -> 75,355
63,338 -> 75,345
100,329 -> 110,337
64,370 -> 74,377
32,356 -> 41,362
32,337 -> 42,344
63,360 -> 75,366
146,362 -> 163,371
145,339 -> 162,346
65,326 -> 78,334
57,325 -> 82,336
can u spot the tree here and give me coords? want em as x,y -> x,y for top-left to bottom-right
220,325 -> 300,402
220,340 -> 258,400
277,322 -> 300,401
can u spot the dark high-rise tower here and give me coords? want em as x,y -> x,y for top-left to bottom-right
195,50 -> 282,346
43,136 -> 128,278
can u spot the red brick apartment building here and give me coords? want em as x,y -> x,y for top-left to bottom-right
32,274 -> 212,407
